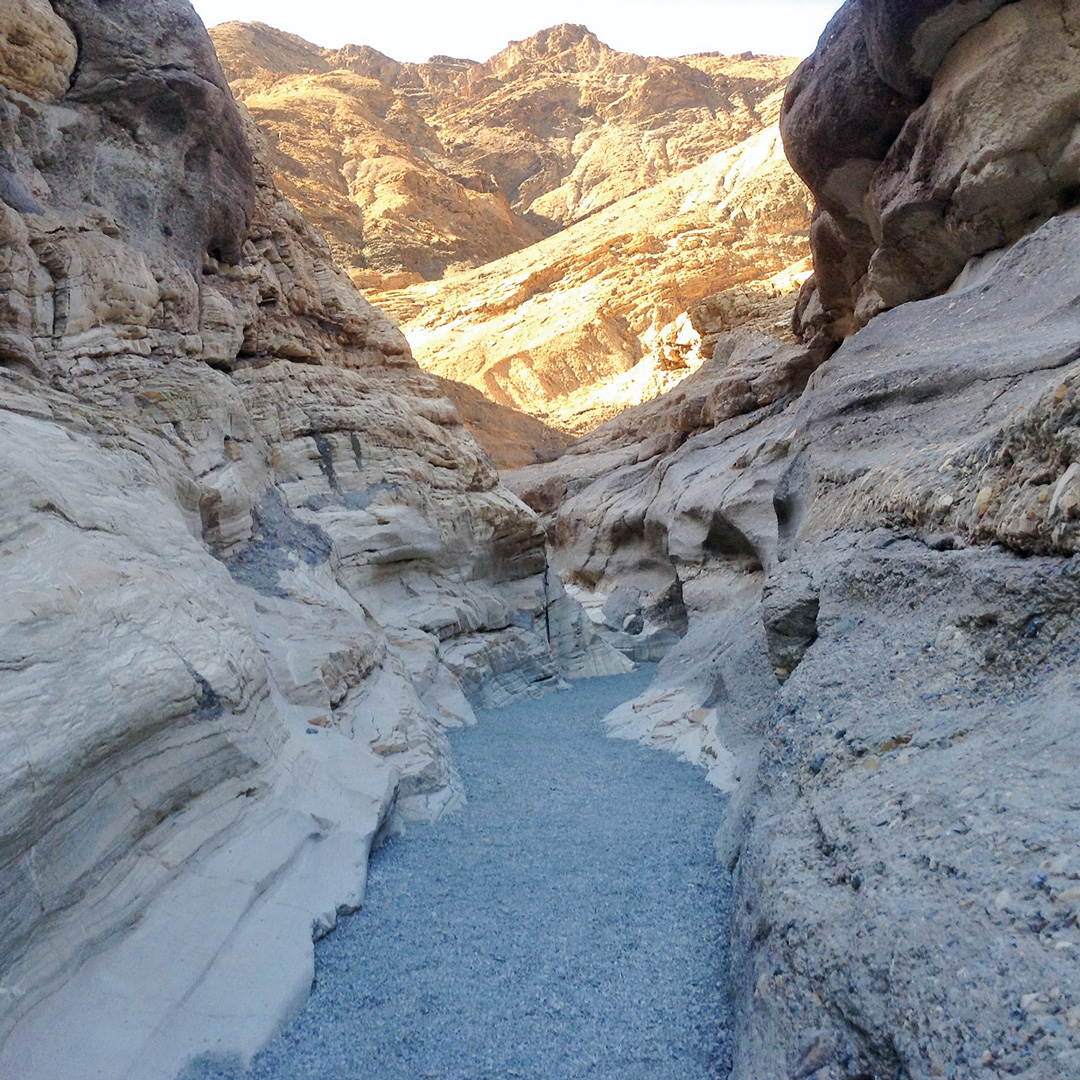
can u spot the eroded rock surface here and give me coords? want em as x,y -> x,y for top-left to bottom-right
380,127 -> 813,435
782,0 -> 1080,349
205,22 -> 812,444
509,207 -> 1080,1077
0,5 -> 624,1078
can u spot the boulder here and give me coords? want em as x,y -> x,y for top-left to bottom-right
780,0 -> 1080,347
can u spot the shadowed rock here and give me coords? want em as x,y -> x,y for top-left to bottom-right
780,0 -> 1080,348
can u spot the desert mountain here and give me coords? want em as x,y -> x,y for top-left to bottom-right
6,1 -> 1080,1079
209,21 -> 799,282
210,22 -> 811,447
377,126 -> 812,434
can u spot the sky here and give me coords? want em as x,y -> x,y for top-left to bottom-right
188,1 -> 843,63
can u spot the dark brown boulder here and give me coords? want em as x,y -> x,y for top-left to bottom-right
779,0 -> 1080,350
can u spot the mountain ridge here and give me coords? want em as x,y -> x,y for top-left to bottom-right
209,20 -> 811,446
209,20 -> 801,282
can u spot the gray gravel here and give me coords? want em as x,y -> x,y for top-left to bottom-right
183,666 -> 732,1080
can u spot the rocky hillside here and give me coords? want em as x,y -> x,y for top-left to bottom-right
208,21 -> 812,445
507,1 -> 1080,1076
0,3 -> 625,1078
379,126 -> 812,435
209,21 -> 798,282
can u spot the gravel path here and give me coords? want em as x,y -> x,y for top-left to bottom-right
184,666 -> 732,1080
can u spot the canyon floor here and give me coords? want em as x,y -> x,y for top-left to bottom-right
181,667 -> 732,1080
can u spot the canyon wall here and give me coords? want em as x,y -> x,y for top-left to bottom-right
379,124 -> 813,436
784,0 -> 1080,350
0,4 -> 624,1078
508,1 -> 1080,1075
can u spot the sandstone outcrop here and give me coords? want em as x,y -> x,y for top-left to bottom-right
209,22 -> 798,282
783,0 -> 1080,349
0,5 -> 625,1078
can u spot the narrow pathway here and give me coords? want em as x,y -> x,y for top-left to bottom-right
188,667 -> 732,1080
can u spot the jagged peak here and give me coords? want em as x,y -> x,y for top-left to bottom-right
208,20 -> 331,78
482,23 -> 615,76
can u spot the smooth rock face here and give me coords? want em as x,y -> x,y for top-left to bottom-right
781,0 -> 1080,348
0,5 -> 625,1078
511,209 -> 1080,1076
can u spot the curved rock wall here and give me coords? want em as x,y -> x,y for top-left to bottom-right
782,0 -> 1080,348
0,4 -> 625,1078
510,209 -> 1080,1080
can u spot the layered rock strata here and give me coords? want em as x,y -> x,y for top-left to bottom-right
207,21 -> 812,445
379,126 -> 813,435
783,0 -> 1080,350
0,4 -> 624,1078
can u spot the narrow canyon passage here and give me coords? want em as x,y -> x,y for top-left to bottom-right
185,667 -> 732,1080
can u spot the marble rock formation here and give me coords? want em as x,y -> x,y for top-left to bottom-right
0,4 -> 625,1079
783,0 -> 1080,349
506,4 -> 1080,1066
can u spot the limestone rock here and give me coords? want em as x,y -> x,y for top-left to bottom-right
0,0 -> 77,102
533,207 -> 1080,1077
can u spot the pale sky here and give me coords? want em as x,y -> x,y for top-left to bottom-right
189,1 -> 844,63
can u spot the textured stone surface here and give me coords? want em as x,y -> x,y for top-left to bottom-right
204,22 -> 811,447
0,5 -> 624,1077
781,0 -> 1080,349
511,210 -> 1080,1076
436,376 -> 571,470
0,0 -> 77,102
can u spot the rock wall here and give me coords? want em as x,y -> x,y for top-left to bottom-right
0,4 -> 625,1078
782,0 -> 1080,350
510,207 -> 1080,1080
506,7 -> 1080,1068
